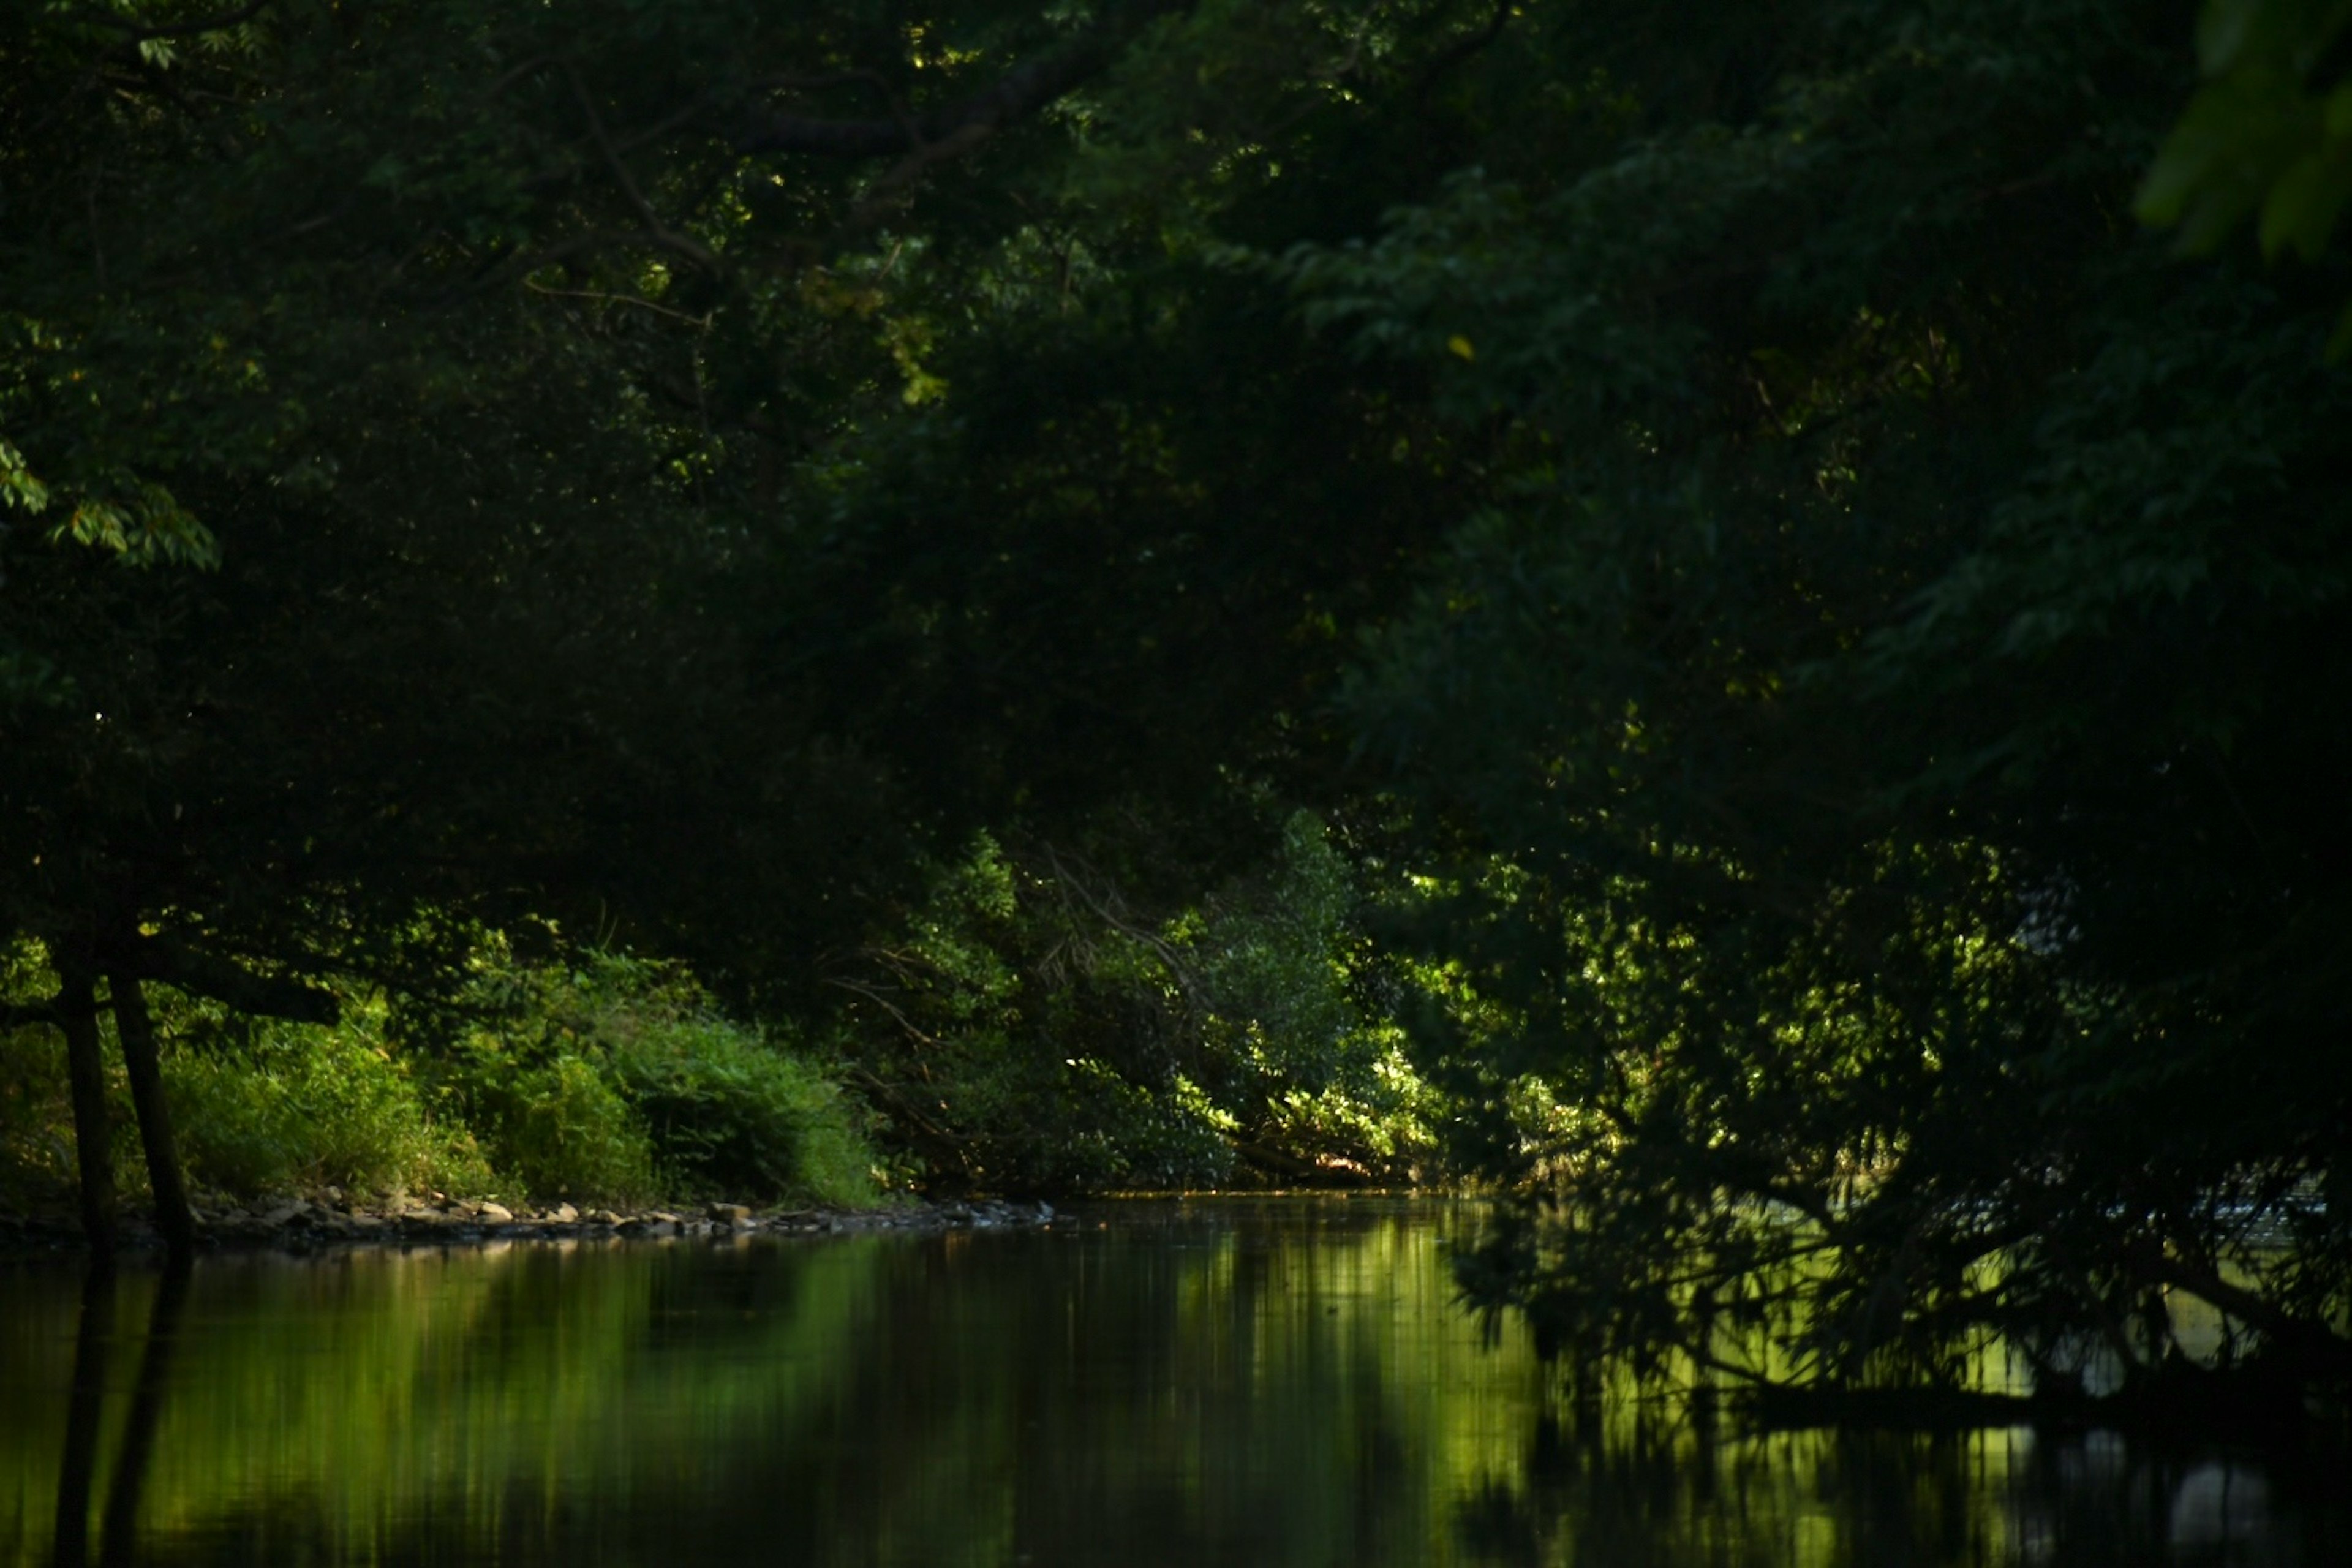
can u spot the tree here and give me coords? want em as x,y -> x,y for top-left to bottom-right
1,0 -> 1245,1248
1235,0 -> 2352,1397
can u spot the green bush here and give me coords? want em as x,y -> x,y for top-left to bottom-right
432,1048 -> 657,1207
418,947 -> 883,1208
601,1015 -> 872,1207
6,944 -> 491,1208
164,1014 -> 494,1203
0,940 -> 75,1208
9,933 -> 884,1214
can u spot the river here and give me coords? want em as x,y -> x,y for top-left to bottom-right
1,1196 -> 2342,1565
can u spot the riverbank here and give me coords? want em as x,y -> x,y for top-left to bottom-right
0,1191 -> 1060,1257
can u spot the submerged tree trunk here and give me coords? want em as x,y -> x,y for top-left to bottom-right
54,963 -> 117,1256
109,974 -> 194,1260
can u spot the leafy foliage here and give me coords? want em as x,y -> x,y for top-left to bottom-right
1235,0 -> 2352,1393
2140,0 -> 2352,356
4,0 -> 2347,1409
415,948 -> 884,1208
834,812 -> 1439,1191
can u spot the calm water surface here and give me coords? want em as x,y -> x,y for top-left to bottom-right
1,1197 -> 2342,1566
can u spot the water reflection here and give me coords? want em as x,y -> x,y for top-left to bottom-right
0,1199 -> 2340,1566
43,1259 -> 192,1568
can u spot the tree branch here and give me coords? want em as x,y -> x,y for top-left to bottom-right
2130,1248 -> 2352,1375
736,0 -> 1193,159
0,1000 -> 64,1030
565,62 -> 723,271
524,277 -> 712,327
1415,0 -> 1514,100
109,937 -> 341,1025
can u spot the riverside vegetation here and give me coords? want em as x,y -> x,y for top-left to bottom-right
3,0 -> 2351,1426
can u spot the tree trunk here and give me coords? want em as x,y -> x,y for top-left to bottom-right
54,963 -> 117,1256
109,974 -> 195,1260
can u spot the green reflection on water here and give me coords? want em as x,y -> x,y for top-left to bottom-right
0,1199 -> 2338,1567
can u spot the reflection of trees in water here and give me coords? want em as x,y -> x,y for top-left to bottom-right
51,1261 -> 192,1568
1453,1407 -> 2337,1568
7,1213 -> 2343,1567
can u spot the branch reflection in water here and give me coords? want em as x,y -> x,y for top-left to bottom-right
0,1200 -> 2341,1566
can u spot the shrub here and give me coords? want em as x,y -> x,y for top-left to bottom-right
418,947 -> 883,1208
6,933 -> 884,1213
0,943 -> 75,1209
840,813 -> 1444,1191
161,999 -> 493,1202
432,1049 -> 657,1207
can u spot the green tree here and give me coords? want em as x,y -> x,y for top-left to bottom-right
2139,0 -> 2352,350
1235,0 -> 2352,1396
1,0 -> 1237,1247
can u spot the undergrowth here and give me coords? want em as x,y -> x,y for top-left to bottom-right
0,937 -> 884,1213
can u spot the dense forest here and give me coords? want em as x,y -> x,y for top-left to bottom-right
4,0 -> 2349,1409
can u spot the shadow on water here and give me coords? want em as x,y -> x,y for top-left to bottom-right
1,1200 -> 2343,1567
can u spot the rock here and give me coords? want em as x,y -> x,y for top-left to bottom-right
260,1200 -> 311,1227
551,1202 -> 579,1224
1036,1202 -> 1055,1222
588,1209 -> 622,1226
707,1203 -> 752,1224
478,1202 -> 514,1223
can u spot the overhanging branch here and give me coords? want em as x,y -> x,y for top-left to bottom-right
110,937 -> 341,1025
2130,1246 -> 2352,1375
0,999 -> 64,1030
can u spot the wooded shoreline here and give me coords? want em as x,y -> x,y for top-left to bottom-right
8,0 -> 2351,1415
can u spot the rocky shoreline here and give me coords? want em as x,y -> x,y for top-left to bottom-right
0,1191 -> 1061,1257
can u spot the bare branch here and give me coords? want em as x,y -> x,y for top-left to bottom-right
1039,843 -> 1211,1019
524,277 -> 713,327
565,61 -> 722,271
824,976 -> 941,1048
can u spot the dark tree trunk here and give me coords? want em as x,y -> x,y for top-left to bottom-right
109,974 -> 195,1260
54,963 -> 117,1256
